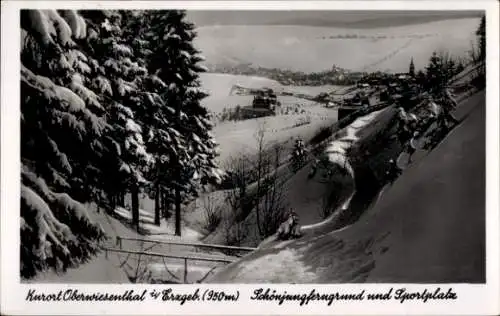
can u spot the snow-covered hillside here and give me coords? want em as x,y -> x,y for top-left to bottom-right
207,91 -> 485,283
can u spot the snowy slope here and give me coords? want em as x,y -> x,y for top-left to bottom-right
279,107 -> 395,227
207,91 -> 485,283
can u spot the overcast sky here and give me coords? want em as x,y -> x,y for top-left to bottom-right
186,10 -> 483,28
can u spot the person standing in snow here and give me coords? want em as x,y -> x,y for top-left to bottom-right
291,138 -> 307,172
397,107 -> 407,122
309,159 -> 319,178
445,87 -> 458,109
407,131 -> 420,163
396,107 -> 412,144
426,94 -> 441,120
295,138 -> 305,152
289,210 -> 302,238
386,158 -> 402,183
277,209 -> 302,240
406,112 -> 419,132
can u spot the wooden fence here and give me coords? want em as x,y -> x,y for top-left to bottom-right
102,236 -> 257,283
115,236 -> 256,254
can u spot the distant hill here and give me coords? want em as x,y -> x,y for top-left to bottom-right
193,18 -> 481,73
187,10 -> 483,29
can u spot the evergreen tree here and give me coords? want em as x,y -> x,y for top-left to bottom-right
20,10 -> 107,278
470,15 -> 486,88
80,10 -> 153,229
425,51 -> 446,94
408,57 -> 415,77
476,15 -> 486,62
119,10 -> 176,226
19,9 -> 223,277
146,10 -> 221,236
456,58 -> 465,75
445,57 -> 456,81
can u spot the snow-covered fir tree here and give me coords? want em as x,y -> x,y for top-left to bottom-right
80,10 -> 153,228
118,10 -> 178,226
145,10 -> 222,236
20,10 -> 107,278
19,9 -> 223,278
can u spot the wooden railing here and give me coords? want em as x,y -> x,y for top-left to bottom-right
115,236 -> 256,253
104,236 -> 256,283
103,247 -> 235,263
102,247 -> 236,283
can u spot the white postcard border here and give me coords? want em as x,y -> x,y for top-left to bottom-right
1,1 -> 499,315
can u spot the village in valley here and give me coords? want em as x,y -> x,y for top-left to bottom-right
19,9 -> 486,284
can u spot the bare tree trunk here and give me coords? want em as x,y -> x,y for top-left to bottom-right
254,125 -> 266,237
119,191 -> 125,207
131,183 -> 140,232
110,193 -> 116,211
174,101 -> 183,237
159,186 -> 163,217
154,181 -> 160,226
261,145 -> 288,238
162,189 -> 168,220
175,186 -> 181,236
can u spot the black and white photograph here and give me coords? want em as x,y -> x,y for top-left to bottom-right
1,1 -> 499,315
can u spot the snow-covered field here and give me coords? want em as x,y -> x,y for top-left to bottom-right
283,84 -> 346,96
199,73 -> 285,114
199,73 -> 340,114
194,18 -> 480,73
213,109 -> 337,163
199,73 -> 340,163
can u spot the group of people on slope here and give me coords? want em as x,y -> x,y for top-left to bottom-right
388,87 -> 460,179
